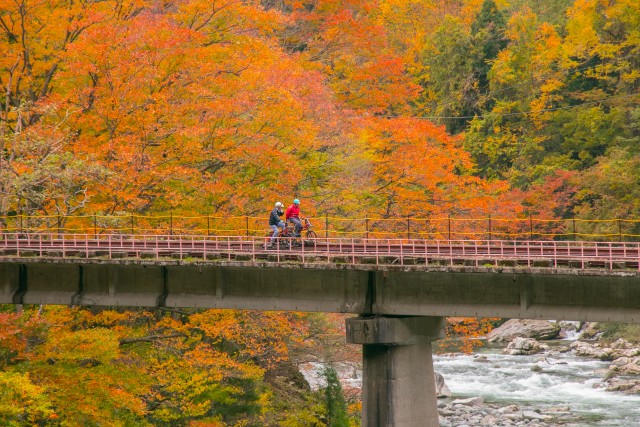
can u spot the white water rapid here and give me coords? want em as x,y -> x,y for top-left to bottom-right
434,342 -> 640,426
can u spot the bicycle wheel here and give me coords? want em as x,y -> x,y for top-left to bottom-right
305,231 -> 317,239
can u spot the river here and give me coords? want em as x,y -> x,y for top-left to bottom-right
299,338 -> 640,426
434,340 -> 640,426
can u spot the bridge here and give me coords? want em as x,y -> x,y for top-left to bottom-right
2,231 -> 640,426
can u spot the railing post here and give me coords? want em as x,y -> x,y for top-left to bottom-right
365,216 -> 369,240
618,219 -> 622,242
203,235 -> 207,260
325,213 -> 328,239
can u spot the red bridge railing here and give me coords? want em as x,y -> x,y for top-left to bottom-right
1,232 -> 639,272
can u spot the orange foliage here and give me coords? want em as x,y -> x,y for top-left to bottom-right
340,116 -> 522,222
440,317 -> 498,354
0,311 -> 44,367
1,0 -> 530,224
0,306 -> 320,424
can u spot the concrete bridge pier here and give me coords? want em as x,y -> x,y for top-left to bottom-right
346,316 -> 445,427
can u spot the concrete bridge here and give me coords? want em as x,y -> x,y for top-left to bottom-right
2,232 -> 640,426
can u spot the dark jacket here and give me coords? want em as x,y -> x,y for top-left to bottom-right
269,208 -> 284,226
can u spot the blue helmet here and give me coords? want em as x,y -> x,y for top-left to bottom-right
293,199 -> 300,205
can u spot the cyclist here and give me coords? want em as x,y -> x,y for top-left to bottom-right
267,201 -> 285,248
285,198 -> 303,237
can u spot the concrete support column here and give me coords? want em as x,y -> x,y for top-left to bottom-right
346,316 -> 445,427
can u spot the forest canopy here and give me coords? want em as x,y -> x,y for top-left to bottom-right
1,0 -> 637,225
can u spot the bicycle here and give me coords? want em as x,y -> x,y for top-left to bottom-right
264,218 -> 317,249
297,217 -> 317,241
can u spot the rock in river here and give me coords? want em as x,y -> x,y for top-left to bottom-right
487,319 -> 560,342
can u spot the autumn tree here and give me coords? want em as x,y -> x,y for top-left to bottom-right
0,0 -> 140,217
0,371 -> 54,425
0,109 -> 108,227
461,0 -> 639,222
0,305 -> 331,426
343,116 -> 522,221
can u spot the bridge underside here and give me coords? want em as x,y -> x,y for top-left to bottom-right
1,258 -> 639,323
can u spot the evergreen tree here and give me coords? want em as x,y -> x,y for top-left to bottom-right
323,366 -> 349,427
418,17 -> 478,134
471,0 -> 508,97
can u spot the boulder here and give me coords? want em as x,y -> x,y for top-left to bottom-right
438,415 -> 452,427
605,378 -> 640,394
579,322 -> 600,339
607,339 -> 640,359
611,338 -> 633,350
487,319 -> 560,342
522,410 -> 550,421
451,397 -> 484,407
609,359 -> 640,375
570,341 -> 613,360
434,371 -> 451,398
504,337 -> 547,355
503,412 -> 522,421
496,405 -> 519,414
480,415 -> 497,426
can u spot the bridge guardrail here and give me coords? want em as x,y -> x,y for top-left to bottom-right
1,232 -> 639,272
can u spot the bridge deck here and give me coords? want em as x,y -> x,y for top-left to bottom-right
1,232 -> 639,271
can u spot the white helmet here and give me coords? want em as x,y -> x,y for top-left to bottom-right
275,202 -> 283,208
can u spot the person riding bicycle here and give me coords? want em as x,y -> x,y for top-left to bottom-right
285,199 -> 303,237
267,202 -> 286,248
